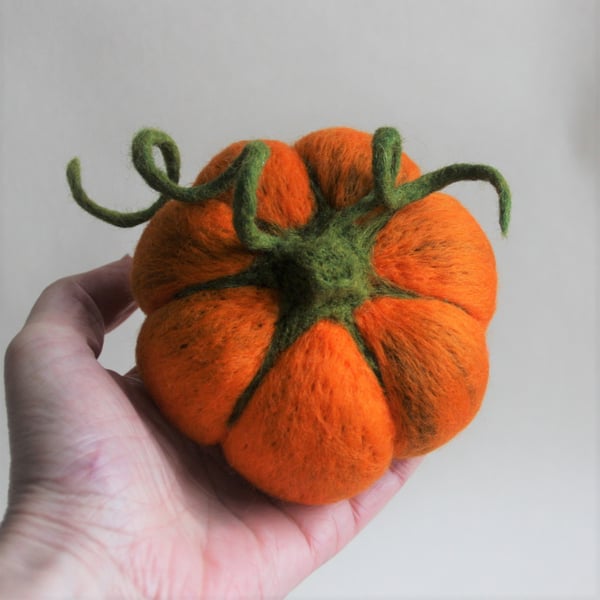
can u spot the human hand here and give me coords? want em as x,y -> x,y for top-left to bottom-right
1,256 -> 420,599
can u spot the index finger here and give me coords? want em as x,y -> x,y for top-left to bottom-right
24,256 -> 137,357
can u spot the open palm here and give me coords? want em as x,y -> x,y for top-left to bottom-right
2,257 -> 420,599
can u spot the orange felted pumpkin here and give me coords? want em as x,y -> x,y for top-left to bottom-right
67,126 -> 511,505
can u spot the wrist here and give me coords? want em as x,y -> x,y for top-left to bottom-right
0,514 -> 86,598
0,498 -> 138,599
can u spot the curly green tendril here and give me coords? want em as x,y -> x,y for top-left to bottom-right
66,126 -> 511,244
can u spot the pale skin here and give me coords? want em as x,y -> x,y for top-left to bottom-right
0,256 -> 421,599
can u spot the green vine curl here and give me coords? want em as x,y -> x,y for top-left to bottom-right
66,126 -> 511,243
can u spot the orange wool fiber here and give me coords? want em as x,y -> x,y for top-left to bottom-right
136,287 -> 279,445
194,139 -> 316,228
131,139 -> 315,314
294,127 -> 421,209
131,200 -> 254,314
223,320 -> 395,505
354,297 -> 489,457
69,125 -> 510,504
372,192 -> 497,326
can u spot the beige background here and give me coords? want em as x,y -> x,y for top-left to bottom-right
1,1 -> 598,598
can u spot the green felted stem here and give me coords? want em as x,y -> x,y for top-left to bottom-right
232,141 -> 280,253
67,129 -> 181,227
66,157 -> 173,228
130,129 -> 182,191
372,127 -> 403,205
131,128 -> 250,203
66,129 -> 274,233
352,131 -> 512,237
267,218 -> 374,314
390,162 -> 512,236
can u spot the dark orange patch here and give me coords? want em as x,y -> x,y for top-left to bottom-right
355,297 -> 489,457
294,127 -> 421,210
136,287 -> 279,445
372,192 -> 497,326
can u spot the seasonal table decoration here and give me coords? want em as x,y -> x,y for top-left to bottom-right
67,126 -> 510,504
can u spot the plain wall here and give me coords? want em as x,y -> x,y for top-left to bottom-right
1,1 -> 598,598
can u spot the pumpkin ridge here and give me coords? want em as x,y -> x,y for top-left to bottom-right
227,306 -> 322,425
338,310 -> 383,384
353,298 -> 438,454
370,273 -> 480,320
174,261 -> 264,299
354,296 -> 489,457
226,305 -> 386,430
305,165 -> 334,216
370,190 -> 499,326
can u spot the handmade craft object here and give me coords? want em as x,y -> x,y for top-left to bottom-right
67,126 -> 510,504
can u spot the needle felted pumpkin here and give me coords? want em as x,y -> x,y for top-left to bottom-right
67,126 -> 510,505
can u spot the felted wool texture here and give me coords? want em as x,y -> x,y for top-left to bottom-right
131,200 -> 255,314
193,139 -> 316,228
131,140 -> 315,314
354,297 -> 489,457
222,320 -> 395,505
294,127 -> 421,209
136,287 -> 279,445
372,191 -> 497,327
69,124 -> 511,505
